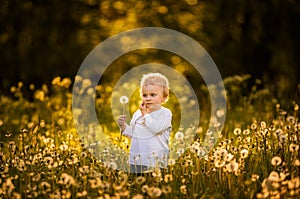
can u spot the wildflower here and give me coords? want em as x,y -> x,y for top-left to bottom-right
58,173 -> 78,187
175,131 -> 184,141
214,160 -> 226,168
279,134 -> 287,144
260,121 -> 267,129
240,149 -> 249,158
294,103 -> 299,111
274,129 -> 283,137
59,143 -> 68,151
256,188 -> 269,199
152,169 -> 162,178
79,166 -> 90,174
225,161 -> 239,172
44,156 -> 54,166
135,176 -> 146,185
17,159 -> 27,171
0,120 -> 3,126
147,187 -> 162,198
164,174 -> 173,183
168,158 -> 176,166
60,77 -> 72,88
216,109 -> 225,118
251,174 -> 260,182
288,177 -> 300,190
82,78 -> 92,88
76,190 -> 87,198
141,185 -> 149,193
190,142 -> 200,154
176,148 -> 185,156
294,159 -> 300,166
52,76 -> 61,85
2,178 -> 15,195
233,128 -> 241,136
39,181 -> 51,194
119,96 -> 129,104
162,185 -> 172,194
225,153 -> 234,162
86,87 -> 95,95
251,123 -> 257,130
289,143 -> 299,153
180,185 -> 187,194
34,90 -> 45,101
243,129 -> 251,135
89,177 -> 102,189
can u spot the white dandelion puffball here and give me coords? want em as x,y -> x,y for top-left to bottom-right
120,96 -> 129,104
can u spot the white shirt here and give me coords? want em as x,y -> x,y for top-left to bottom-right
122,106 -> 172,168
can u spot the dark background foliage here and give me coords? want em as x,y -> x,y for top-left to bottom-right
1,0 -> 299,98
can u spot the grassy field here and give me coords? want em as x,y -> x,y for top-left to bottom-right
0,75 -> 299,199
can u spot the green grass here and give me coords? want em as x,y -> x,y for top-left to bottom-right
0,75 -> 299,198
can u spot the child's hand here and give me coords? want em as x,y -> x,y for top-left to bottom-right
139,102 -> 148,116
117,115 -> 127,132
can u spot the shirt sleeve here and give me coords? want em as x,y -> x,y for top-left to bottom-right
143,108 -> 172,134
122,123 -> 133,138
121,110 -> 140,138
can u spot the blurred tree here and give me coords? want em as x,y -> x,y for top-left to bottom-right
0,0 -> 299,99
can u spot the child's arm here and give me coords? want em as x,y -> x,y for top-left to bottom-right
143,109 -> 172,134
117,115 -> 133,138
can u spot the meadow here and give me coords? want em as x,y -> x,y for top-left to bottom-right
0,74 -> 299,199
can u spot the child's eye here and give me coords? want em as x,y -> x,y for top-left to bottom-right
151,94 -> 156,97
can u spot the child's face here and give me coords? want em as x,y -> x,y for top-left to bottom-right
141,84 -> 166,111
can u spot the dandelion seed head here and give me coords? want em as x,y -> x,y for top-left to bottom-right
233,128 -> 241,136
119,95 -> 129,104
240,149 -> 249,158
289,143 -> 299,153
174,131 -> 184,141
271,156 -> 282,166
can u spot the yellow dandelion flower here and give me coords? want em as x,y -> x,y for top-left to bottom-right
34,90 -> 45,101
60,77 -> 72,88
52,76 -> 61,85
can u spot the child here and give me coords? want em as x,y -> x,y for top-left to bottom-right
117,73 -> 172,174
